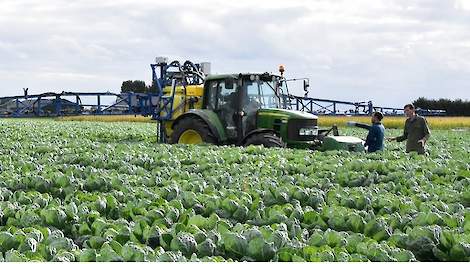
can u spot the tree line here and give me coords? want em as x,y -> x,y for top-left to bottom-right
413,97 -> 470,116
120,80 -> 157,93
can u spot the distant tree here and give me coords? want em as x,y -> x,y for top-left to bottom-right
147,83 -> 158,93
413,97 -> 470,116
120,80 -> 148,93
413,97 -> 429,109
121,80 -> 132,93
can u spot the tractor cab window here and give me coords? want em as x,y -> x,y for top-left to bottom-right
241,77 -> 281,133
259,80 -> 280,108
205,81 -> 218,110
217,81 -> 238,138
245,82 -> 261,114
218,82 -> 237,111
203,80 -> 238,139
242,79 -> 280,114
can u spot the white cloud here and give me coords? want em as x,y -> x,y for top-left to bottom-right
0,0 -> 469,106
455,0 -> 470,11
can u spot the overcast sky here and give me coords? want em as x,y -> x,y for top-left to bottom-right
1,0 -> 469,107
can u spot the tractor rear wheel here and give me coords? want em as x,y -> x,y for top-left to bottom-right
244,132 -> 286,148
171,117 -> 217,145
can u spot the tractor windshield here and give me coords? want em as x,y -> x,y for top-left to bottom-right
244,78 -> 281,110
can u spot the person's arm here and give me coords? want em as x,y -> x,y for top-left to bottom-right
423,118 -> 431,141
346,121 -> 371,130
355,123 -> 371,130
418,118 -> 431,146
395,121 -> 408,142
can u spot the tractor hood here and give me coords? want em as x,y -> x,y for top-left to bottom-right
257,108 -> 318,120
255,108 -> 318,148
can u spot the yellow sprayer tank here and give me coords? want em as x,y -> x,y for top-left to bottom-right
161,84 -> 204,135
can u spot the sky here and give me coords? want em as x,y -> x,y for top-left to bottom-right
0,0 -> 469,107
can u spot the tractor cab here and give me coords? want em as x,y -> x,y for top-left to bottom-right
202,73 -> 284,144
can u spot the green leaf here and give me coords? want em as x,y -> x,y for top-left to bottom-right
40,208 -> 67,228
96,243 -> 124,262
247,237 -> 276,261
18,237 -> 37,253
221,232 -> 247,258
121,242 -> 147,262
5,250 -> 28,262
449,242 -> 470,261
197,238 -> 216,257
78,249 -> 96,262
347,213 -> 365,233
0,232 -> 20,251
324,229 -> 346,247
170,232 -> 197,257
364,218 -> 391,241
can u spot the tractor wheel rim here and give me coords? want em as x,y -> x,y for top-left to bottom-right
178,129 -> 203,144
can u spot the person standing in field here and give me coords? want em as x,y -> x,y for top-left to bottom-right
389,103 -> 431,154
347,112 -> 385,153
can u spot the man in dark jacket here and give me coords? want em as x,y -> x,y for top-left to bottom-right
347,112 -> 385,152
389,103 -> 431,154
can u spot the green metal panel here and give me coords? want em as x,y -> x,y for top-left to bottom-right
256,109 -> 288,142
256,108 -> 318,146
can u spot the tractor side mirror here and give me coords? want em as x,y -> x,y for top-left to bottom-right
237,74 -> 243,88
303,79 -> 310,92
303,79 -> 310,97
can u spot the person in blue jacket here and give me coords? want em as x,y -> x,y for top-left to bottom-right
347,112 -> 385,152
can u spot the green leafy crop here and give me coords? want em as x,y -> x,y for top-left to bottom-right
0,119 -> 469,261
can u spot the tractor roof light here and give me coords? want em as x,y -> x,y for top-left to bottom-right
279,65 -> 285,76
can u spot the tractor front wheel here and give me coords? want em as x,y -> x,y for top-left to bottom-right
171,117 -> 217,145
244,132 -> 286,148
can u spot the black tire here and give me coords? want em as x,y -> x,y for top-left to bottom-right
171,117 -> 217,144
244,132 -> 286,148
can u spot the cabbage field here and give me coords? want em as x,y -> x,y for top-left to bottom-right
0,119 -> 469,262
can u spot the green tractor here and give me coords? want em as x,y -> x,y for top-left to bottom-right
151,58 -> 364,152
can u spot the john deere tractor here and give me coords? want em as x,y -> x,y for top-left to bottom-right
150,57 -> 364,152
